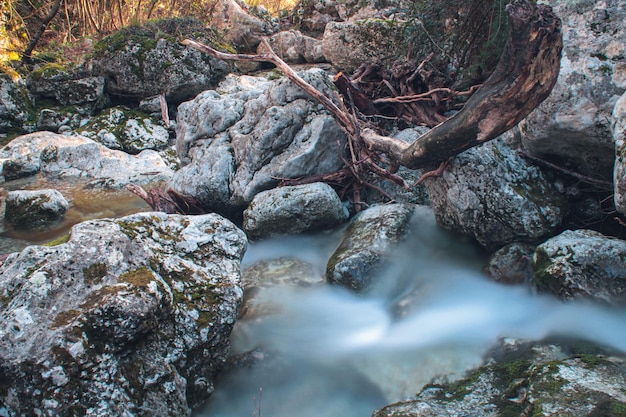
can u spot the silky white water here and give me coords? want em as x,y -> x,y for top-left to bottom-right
198,218 -> 626,417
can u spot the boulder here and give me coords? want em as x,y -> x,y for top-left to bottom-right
321,17 -> 408,73
521,0 -> 626,180
374,342 -> 626,417
263,30 -> 325,64
0,70 -> 34,135
78,106 -> 170,154
168,69 -> 347,218
88,19 -> 230,103
0,131 -> 173,187
425,136 -> 567,250
4,189 -> 69,229
326,203 -> 421,293
26,64 -> 107,114
532,229 -> 626,304
0,212 -> 247,416
208,0 -> 277,51
483,243 -> 535,286
613,91 -> 626,214
243,182 -> 348,240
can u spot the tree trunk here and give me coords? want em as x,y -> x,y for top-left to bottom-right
183,0 -> 562,173
368,0 -> 563,169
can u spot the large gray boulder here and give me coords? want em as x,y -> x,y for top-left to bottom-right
521,0 -> 626,180
374,342 -> 626,417
532,229 -> 626,304
425,136 -> 567,250
4,189 -> 69,229
243,182 -> 348,240
0,212 -> 247,416
168,69 -> 347,218
89,19 -> 230,103
0,131 -> 173,187
26,64 -> 106,115
263,30 -> 325,64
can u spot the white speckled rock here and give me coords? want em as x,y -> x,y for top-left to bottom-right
0,212 -> 247,416
243,182 -> 348,240
4,189 -> 69,229
612,91 -> 626,214
425,136 -> 566,250
532,229 -> 626,304
0,131 -> 173,187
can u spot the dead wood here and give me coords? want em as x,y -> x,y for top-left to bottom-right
182,0 -> 562,199
126,184 -> 204,214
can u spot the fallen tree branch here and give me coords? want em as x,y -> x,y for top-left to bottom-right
182,0 -> 562,187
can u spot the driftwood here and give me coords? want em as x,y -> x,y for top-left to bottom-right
126,184 -> 204,214
183,0 -> 561,176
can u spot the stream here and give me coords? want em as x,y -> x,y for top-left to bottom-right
2,177 -> 626,417
197,217 -> 626,417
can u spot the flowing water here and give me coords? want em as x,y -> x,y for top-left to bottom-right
198,217 -> 626,417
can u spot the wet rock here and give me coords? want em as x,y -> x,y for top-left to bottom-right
0,212 -> 247,416
168,69 -> 347,218
243,182 -> 348,240
35,108 -> 83,133
532,229 -> 626,304
425,136 -> 566,251
89,19 -> 230,104
263,30 -> 325,63
484,243 -> 536,286
0,131 -> 173,187
613,91 -> 626,214
0,70 -> 34,135
374,342 -> 626,417
521,0 -> 626,180
78,106 -> 170,154
4,189 -> 69,229
326,203 -> 421,293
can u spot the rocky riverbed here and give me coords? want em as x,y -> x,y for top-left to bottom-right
2,0 -> 626,416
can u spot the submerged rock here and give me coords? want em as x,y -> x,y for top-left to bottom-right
0,212 -> 247,416
0,131 -> 173,187
425,136 -> 566,250
243,182 -> 348,240
168,69 -> 347,218
326,203 -> 422,293
374,342 -> 626,417
4,189 -> 69,229
532,229 -> 626,304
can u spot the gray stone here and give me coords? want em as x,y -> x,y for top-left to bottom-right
78,106 -> 170,154
532,229 -> 626,304
425,136 -> 566,250
326,203 -> 422,293
521,0 -> 626,180
208,0 -> 277,51
0,212 -> 247,416
321,18 -> 408,73
4,189 -> 69,229
0,71 -> 33,135
263,30 -> 325,64
374,342 -> 626,417
483,243 -> 536,286
89,20 -> 230,103
243,182 -> 348,240
168,69 -> 347,218
613,90 -> 626,214
0,131 -> 173,187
